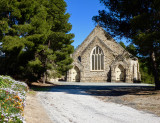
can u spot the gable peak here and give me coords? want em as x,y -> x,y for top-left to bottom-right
96,22 -> 101,27
95,23 -> 103,30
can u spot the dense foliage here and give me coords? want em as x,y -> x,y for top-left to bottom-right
119,41 -> 154,84
93,0 -> 160,89
139,58 -> 154,84
0,0 -> 74,83
0,76 -> 27,123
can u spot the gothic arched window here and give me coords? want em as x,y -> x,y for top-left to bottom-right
91,46 -> 104,71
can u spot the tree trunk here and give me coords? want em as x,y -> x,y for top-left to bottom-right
151,51 -> 160,90
42,40 -> 51,84
42,72 -> 46,84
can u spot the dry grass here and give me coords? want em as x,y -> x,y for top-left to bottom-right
87,87 -> 160,116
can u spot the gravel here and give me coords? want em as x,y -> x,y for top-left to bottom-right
37,83 -> 160,123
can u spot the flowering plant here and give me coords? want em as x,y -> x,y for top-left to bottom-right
0,76 -> 27,123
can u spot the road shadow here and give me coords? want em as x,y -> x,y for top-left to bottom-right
30,82 -> 157,97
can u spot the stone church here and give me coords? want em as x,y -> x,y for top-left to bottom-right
67,25 -> 141,83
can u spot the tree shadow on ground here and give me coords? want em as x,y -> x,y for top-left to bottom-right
29,82 -> 158,97
87,87 -> 157,97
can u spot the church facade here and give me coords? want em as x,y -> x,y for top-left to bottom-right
67,25 -> 141,83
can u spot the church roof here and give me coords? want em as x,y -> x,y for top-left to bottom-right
73,25 -> 132,58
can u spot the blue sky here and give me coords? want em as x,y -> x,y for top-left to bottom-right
65,0 -> 105,48
65,0 -> 129,48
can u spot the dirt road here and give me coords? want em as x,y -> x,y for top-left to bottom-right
37,83 -> 160,123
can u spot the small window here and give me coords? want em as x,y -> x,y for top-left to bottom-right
78,56 -> 81,62
91,46 -> 104,71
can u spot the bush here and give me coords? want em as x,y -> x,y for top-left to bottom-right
0,76 -> 27,123
139,59 -> 154,84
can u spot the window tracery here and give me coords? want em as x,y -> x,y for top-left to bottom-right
91,46 -> 104,71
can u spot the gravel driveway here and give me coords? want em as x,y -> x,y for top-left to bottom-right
37,82 -> 160,123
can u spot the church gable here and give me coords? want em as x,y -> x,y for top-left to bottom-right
81,36 -> 115,57
111,55 -> 130,73
73,25 -> 129,60
80,36 -> 115,71
67,25 -> 141,83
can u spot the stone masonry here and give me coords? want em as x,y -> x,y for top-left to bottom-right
67,25 -> 141,83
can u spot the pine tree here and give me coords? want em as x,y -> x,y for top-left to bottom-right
93,0 -> 160,89
0,0 -> 74,83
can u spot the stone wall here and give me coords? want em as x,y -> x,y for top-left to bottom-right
80,37 -> 115,82
67,25 -> 141,83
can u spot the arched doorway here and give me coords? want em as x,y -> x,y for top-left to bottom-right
71,66 -> 80,82
115,65 -> 125,82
